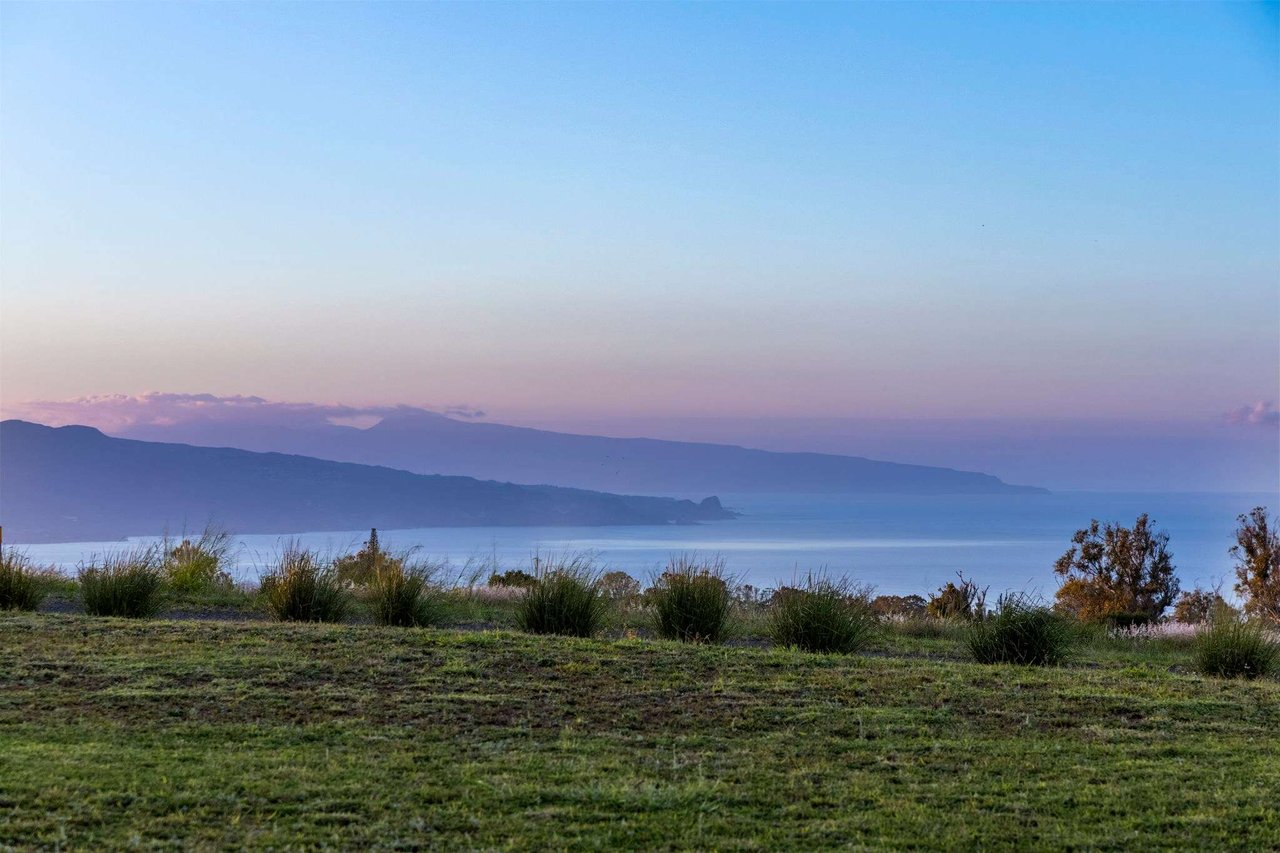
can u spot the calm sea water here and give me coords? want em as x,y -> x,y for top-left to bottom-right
18,491 -> 1275,600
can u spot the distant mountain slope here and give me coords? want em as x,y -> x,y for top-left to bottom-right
0,421 -> 735,543
121,410 -> 1047,496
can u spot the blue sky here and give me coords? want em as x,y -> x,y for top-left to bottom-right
2,3 -> 1277,441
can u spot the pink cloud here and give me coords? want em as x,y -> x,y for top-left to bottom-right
3,392 -> 483,432
1225,401 -> 1280,427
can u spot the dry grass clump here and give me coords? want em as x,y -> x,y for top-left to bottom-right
80,548 -> 166,618
1193,617 -> 1278,680
163,525 -> 236,594
0,551 -> 47,612
768,576 -> 878,654
261,547 -> 352,623
648,555 -> 733,644
967,595 -> 1073,666
370,559 -> 447,628
515,555 -> 607,638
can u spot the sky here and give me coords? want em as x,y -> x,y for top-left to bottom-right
1,3 -> 1277,489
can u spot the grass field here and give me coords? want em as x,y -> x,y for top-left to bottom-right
2,612 -> 1278,849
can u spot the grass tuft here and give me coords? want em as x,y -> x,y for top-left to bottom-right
79,549 -> 166,618
515,555 -> 607,637
370,560 -> 446,628
967,595 -> 1073,666
1193,618 -> 1278,680
163,525 -> 235,594
648,555 -> 733,644
261,548 -> 352,623
0,551 -> 47,611
768,576 -> 878,654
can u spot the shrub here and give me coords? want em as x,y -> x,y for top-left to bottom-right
370,561 -> 445,628
80,549 -> 166,618
1172,588 -> 1235,624
732,584 -> 771,606
926,574 -> 986,620
488,569 -> 538,588
1103,611 -> 1155,630
262,548 -> 352,623
1053,514 -> 1180,622
872,594 -> 928,618
1231,507 -> 1279,624
599,570 -> 642,604
767,586 -> 803,606
769,578 -> 878,654
164,525 -> 235,593
515,556 -> 606,637
967,596 -> 1074,666
0,551 -> 46,611
1192,618 -> 1278,680
334,528 -> 401,587
648,555 -> 733,643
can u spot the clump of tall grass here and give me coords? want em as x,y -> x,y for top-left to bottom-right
261,548 -> 352,623
0,551 -> 47,611
370,559 -> 446,628
80,548 -> 166,618
648,555 -> 733,643
967,595 -> 1073,666
768,576 -> 878,654
1193,618 -> 1278,680
163,525 -> 235,594
888,615 -> 970,641
515,555 -> 607,637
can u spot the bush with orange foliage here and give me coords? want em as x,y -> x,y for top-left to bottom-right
1052,514 -> 1179,623
1232,506 -> 1280,624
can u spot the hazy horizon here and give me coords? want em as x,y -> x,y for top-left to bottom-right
4,391 -> 1276,493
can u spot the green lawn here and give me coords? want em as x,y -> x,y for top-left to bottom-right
1,613 -> 1277,849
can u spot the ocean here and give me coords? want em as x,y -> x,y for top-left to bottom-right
17,490 -> 1275,601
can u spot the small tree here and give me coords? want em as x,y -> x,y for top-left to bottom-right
871,594 -> 928,618
488,569 -> 537,588
1232,506 -> 1279,623
926,574 -> 986,620
1172,588 -> 1235,625
334,528 -> 397,586
599,570 -> 641,603
1053,514 -> 1179,622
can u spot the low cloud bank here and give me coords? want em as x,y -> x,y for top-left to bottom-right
4,392 -> 479,432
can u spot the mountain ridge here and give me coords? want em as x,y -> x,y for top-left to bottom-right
118,411 -> 1047,496
0,420 -> 736,543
